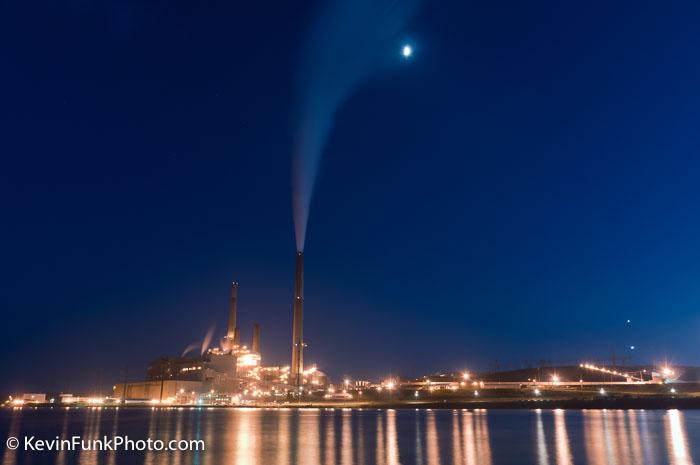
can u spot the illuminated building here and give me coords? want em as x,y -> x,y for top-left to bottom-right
113,380 -> 202,403
19,393 -> 46,404
116,278 -> 329,402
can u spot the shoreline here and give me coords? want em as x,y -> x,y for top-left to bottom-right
7,397 -> 700,411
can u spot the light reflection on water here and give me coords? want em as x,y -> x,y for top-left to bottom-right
666,409 -> 693,465
535,409 -> 549,465
0,408 -> 698,465
425,411 -> 439,465
553,409 -> 572,465
342,410 -> 354,465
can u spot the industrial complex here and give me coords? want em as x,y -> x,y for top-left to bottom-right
4,250 -> 700,409
107,251 -> 331,405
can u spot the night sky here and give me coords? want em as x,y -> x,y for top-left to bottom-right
3,0 -> 700,393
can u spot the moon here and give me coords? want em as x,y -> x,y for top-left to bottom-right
402,44 -> 413,58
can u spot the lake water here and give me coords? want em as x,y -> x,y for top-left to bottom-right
1,408 -> 698,465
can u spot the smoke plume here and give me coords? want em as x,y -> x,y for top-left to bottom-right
292,0 -> 419,251
200,326 -> 215,355
181,343 -> 199,358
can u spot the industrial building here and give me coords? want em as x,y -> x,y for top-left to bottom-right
113,380 -> 202,403
114,275 -> 327,404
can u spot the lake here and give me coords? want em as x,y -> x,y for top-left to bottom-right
1,407 -> 698,465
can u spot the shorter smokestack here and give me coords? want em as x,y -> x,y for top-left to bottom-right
233,327 -> 240,348
227,282 -> 238,340
252,324 -> 261,354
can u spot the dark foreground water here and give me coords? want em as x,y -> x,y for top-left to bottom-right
1,407 -> 698,465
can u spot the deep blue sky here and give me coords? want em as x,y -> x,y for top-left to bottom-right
2,0 -> 700,392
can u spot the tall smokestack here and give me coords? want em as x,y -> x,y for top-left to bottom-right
252,324 -> 261,354
291,251 -> 304,387
227,282 -> 238,340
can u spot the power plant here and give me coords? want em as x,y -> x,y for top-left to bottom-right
7,247 -> 696,409
15,252 -> 695,408
112,252 -> 328,404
